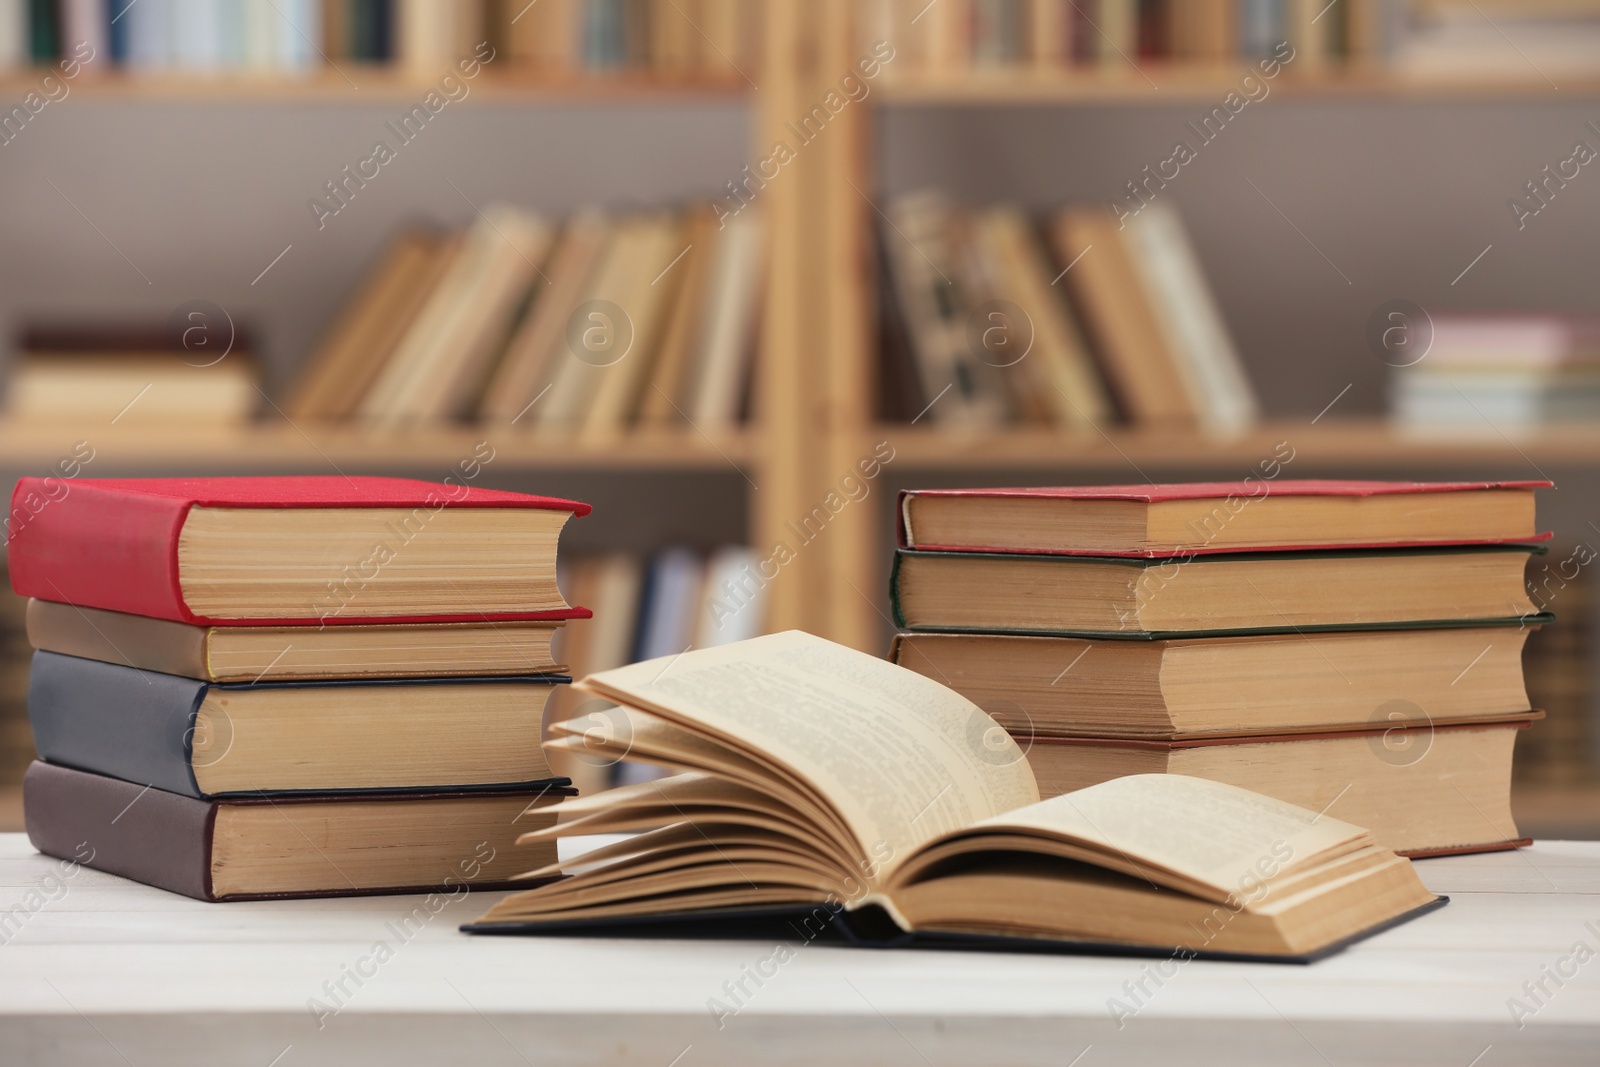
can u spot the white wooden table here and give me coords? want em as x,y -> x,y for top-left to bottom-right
1,834 -> 1597,1066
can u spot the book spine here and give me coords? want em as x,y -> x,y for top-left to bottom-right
28,650 -> 208,796
24,761 -> 217,901
8,479 -> 196,622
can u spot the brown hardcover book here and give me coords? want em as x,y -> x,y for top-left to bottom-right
1020,718 -> 1537,857
24,761 -> 572,901
480,212 -> 613,424
286,231 -> 451,421
26,599 -> 564,682
898,479 -> 1547,556
637,209 -> 718,425
890,626 -> 1535,739
1053,208 -> 1197,424
892,546 -> 1541,636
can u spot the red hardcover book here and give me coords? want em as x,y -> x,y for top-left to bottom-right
898,479 -> 1551,557
7,475 -> 592,625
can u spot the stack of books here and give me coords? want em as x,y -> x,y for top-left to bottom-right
1389,312 -> 1600,429
9,475 -> 589,901
890,479 -> 1551,856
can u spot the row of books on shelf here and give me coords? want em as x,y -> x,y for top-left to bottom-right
0,0 -> 760,77
865,0 -> 1600,79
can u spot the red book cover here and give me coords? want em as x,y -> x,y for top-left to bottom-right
898,479 -> 1553,557
7,476 -> 592,626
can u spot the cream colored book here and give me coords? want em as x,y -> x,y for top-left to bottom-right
471,632 -> 1440,960
685,206 -> 765,428
972,205 -> 1114,428
579,213 -> 687,440
480,212 -> 612,424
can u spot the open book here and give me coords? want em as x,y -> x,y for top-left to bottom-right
467,632 -> 1442,960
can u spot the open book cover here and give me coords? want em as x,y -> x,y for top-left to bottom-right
465,632 -> 1443,961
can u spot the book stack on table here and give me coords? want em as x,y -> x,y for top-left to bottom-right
7,475 -> 590,901
890,479 -> 1552,857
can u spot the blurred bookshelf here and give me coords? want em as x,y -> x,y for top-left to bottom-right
4,0 -> 1600,831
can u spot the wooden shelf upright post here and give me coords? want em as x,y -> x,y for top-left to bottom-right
754,0 -> 878,650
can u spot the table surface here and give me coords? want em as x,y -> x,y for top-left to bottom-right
3,834 -> 1598,1066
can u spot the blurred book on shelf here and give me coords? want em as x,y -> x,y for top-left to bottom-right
288,202 -> 760,433
4,324 -> 258,424
863,0 -> 1378,77
546,545 -> 767,793
1393,0 -> 1600,78
1389,312 -> 1600,428
878,191 -> 1257,431
0,1 -> 762,79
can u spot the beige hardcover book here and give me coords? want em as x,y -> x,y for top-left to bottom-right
1097,0 -> 1137,65
26,598 -> 565,682
974,205 -> 1114,427
397,0 -> 456,73
686,207 -> 765,428
1289,0 -> 1328,72
361,206 -> 551,424
1053,208 -> 1197,424
473,632 -> 1438,960
1022,719 -> 1532,856
1028,0 -> 1066,66
638,209 -> 718,424
890,627 -> 1535,739
927,0 -> 970,71
5,357 -> 258,424
535,218 -> 658,432
1119,201 -> 1259,432
580,213 -> 688,440
651,0 -> 696,74
480,212 -> 613,423
287,231 -> 448,421
696,0 -> 740,74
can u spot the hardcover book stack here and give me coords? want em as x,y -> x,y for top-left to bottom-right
8,475 -> 590,901
890,479 -> 1552,857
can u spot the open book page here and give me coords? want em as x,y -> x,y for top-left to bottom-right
576,631 -> 1040,875
915,774 -> 1370,901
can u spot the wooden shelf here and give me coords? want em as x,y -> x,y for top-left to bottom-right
0,421 -> 753,473
877,420 -> 1600,471
879,66 -> 1588,105
0,69 -> 749,103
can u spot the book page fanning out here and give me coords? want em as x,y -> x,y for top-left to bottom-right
574,631 -> 1041,872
